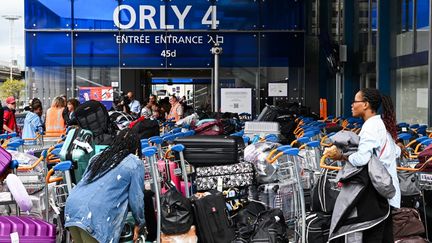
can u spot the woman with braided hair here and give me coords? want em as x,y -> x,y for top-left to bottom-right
327,88 -> 401,242
65,128 -> 145,243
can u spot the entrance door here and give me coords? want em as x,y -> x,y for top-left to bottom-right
121,68 -> 212,112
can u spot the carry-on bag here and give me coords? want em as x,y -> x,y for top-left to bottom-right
174,135 -> 244,166
195,162 -> 254,191
0,216 -> 56,243
305,212 -> 331,243
74,100 -> 116,145
161,186 -> 193,235
59,128 -> 95,182
191,191 -> 235,243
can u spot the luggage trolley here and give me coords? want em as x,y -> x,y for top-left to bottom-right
267,146 -> 306,243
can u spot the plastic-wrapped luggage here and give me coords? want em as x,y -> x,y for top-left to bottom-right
244,142 -> 280,184
244,121 -> 280,139
0,216 -> 56,243
257,182 -> 296,222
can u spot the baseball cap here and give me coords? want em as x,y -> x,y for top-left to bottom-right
5,97 -> 16,104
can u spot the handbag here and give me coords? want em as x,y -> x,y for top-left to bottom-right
368,139 -> 396,199
161,186 -> 193,235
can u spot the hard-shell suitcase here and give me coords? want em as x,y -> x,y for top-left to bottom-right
0,216 -> 56,243
195,162 -> 254,191
174,135 -> 244,166
59,128 -> 95,183
0,147 -> 12,175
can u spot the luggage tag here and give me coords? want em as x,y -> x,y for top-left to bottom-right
217,177 -> 223,192
10,232 -> 19,243
73,140 -> 93,153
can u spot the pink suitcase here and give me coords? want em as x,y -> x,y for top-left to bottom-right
0,147 -> 12,176
0,216 -> 56,242
158,160 -> 181,194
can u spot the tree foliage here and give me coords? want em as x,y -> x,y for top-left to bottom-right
0,79 -> 25,102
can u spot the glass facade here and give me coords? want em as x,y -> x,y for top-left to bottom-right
25,0 -> 306,113
392,0 -> 430,125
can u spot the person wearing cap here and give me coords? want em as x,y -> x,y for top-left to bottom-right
2,97 -> 18,133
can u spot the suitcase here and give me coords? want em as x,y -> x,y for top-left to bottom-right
0,216 -> 56,243
174,135 -> 244,166
257,181 -> 296,222
59,128 -> 95,183
256,105 -> 279,122
244,122 -> 280,139
191,192 -> 235,243
195,162 -> 254,191
0,146 -> 12,176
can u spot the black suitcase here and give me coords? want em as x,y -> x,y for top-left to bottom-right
191,191 -> 235,243
174,135 -> 244,166
256,105 -> 279,122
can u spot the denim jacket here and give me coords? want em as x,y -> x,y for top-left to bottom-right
65,154 -> 145,243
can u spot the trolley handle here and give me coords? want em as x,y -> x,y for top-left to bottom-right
45,161 -> 73,184
266,145 -> 292,164
17,150 -> 48,171
320,155 -> 342,171
397,156 -> 432,172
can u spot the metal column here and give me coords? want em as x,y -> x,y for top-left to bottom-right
428,0 -> 432,126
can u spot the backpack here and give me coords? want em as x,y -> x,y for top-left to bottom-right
130,118 -> 160,139
74,100 -> 117,145
191,191 -> 235,243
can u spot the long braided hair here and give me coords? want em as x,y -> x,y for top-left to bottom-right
85,128 -> 141,183
360,88 -> 398,141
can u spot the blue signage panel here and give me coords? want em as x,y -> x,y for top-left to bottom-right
25,0 -> 71,29
260,0 -> 304,30
166,33 -> 213,67
74,0 -> 119,30
260,32 -> 304,67
216,0 -> 259,30
73,32 -> 120,66
26,0 -> 305,31
119,32 -> 165,67
26,31 -> 304,67
217,32 -> 259,67
166,0 -> 212,30
26,32 -> 72,66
